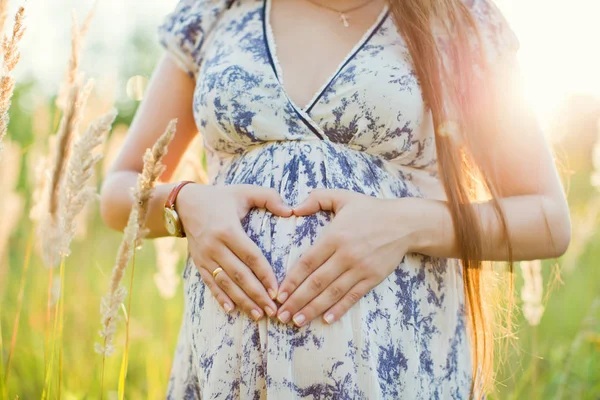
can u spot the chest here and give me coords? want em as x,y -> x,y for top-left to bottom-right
267,0 -> 389,109
193,0 -> 434,166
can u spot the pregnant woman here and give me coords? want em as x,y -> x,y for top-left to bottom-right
100,0 -> 571,397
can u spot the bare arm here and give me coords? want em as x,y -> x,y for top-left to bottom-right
100,54 -> 288,320
273,56 -> 571,327
408,56 -> 571,261
100,54 -> 199,237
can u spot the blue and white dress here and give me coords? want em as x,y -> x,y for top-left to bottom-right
157,0 -> 519,398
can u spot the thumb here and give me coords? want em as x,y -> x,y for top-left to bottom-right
292,189 -> 348,216
240,185 -> 293,217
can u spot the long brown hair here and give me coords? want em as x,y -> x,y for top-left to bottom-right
388,0 -> 515,397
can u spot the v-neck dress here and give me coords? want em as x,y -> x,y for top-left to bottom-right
157,0 -> 519,398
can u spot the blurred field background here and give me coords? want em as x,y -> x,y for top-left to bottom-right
0,0 -> 599,399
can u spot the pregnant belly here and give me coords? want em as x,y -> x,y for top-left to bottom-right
212,140 -> 417,283
211,140 -> 424,279
182,141 -> 469,396
240,207 -> 331,284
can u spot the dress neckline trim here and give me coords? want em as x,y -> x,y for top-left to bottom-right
262,0 -> 389,120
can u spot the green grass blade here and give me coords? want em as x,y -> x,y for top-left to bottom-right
5,228 -> 34,385
118,249 -> 137,400
41,258 -> 65,400
58,255 -> 66,399
0,312 -> 8,400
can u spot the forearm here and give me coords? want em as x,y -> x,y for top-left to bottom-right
100,170 -> 180,238
405,194 -> 571,261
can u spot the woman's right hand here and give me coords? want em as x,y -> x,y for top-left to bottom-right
176,183 -> 293,321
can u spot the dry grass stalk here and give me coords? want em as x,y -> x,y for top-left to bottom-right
134,119 -> 177,245
55,11 -> 81,110
0,0 -> 9,36
0,141 -> 23,388
95,208 -> 138,357
37,79 -> 94,266
96,119 -> 177,356
153,237 -> 181,299
80,0 -> 98,38
56,7 -> 96,111
29,153 -> 49,223
58,108 -> 117,256
519,260 -> 545,326
0,139 -> 23,269
36,13 -> 95,267
49,78 -> 94,216
0,6 -> 25,159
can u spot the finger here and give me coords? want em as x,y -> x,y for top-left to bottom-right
195,259 -> 235,314
240,185 -> 293,217
290,269 -> 360,327
276,238 -> 336,304
321,279 -> 373,325
212,267 -> 267,321
213,248 -> 278,318
275,253 -> 349,325
224,228 -> 279,300
292,189 -> 348,216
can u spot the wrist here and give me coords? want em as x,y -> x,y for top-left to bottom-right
176,182 -> 203,229
173,181 -> 195,217
395,197 -> 448,254
164,180 -> 195,237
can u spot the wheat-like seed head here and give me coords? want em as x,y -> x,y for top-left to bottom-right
0,0 -> 9,36
47,78 -> 94,217
96,208 -> 139,357
37,7 -> 95,266
96,119 -> 177,356
80,0 -> 98,39
134,119 -> 177,245
59,108 -> 118,257
2,6 -> 25,70
56,10 -> 82,111
0,6 -> 25,159
38,81 -> 90,267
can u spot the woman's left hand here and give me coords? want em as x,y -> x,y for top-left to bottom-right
275,189 -> 420,327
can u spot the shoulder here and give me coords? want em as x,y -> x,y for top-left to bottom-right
461,0 -> 520,60
159,0 -> 235,36
157,0 -> 236,78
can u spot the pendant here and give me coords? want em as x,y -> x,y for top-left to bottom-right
340,13 -> 350,27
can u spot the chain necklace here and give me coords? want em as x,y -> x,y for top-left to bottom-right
303,0 -> 376,27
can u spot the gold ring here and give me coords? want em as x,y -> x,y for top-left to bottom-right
212,267 -> 224,279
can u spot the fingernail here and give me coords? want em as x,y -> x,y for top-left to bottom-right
251,309 -> 262,321
324,313 -> 334,324
268,288 -> 276,300
265,306 -> 275,317
277,291 -> 288,303
224,303 -> 233,313
293,314 -> 305,326
278,310 -> 290,323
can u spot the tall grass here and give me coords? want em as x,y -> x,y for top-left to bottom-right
96,120 -> 176,398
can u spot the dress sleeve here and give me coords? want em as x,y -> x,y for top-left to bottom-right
465,0 -> 520,67
156,0 -> 233,79
435,0 -> 522,146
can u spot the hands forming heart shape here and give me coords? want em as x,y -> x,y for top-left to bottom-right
177,183 -> 419,327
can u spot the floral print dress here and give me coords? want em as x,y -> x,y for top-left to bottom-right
157,0 -> 519,398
